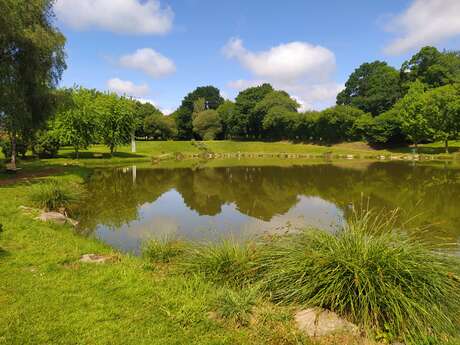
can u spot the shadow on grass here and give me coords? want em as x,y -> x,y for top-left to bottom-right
57,151 -> 146,159
388,145 -> 460,154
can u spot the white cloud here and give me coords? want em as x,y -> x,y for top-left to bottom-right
119,48 -> 176,78
384,0 -> 460,55
223,38 -> 336,82
223,38 -> 342,110
107,78 -> 150,97
54,0 -> 173,35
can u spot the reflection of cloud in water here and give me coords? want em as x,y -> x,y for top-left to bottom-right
95,191 -> 344,254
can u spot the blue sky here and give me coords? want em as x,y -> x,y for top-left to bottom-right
54,0 -> 460,113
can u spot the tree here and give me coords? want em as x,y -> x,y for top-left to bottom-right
144,114 -> 177,140
133,101 -> 163,137
232,83 -> 274,138
174,86 -> 224,140
397,81 -> 433,150
192,110 -> 222,140
97,93 -> 135,155
424,84 -> 460,153
401,47 -> 460,89
0,0 -> 66,168
262,106 -> 298,140
54,88 -> 98,158
337,61 -> 401,116
216,100 -> 235,139
314,105 -> 366,143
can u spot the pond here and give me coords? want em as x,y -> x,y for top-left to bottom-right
76,161 -> 460,254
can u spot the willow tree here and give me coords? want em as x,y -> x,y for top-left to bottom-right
0,0 -> 66,169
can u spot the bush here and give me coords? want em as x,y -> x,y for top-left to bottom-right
29,179 -> 80,213
33,131 -> 61,158
0,138 -> 27,159
214,288 -> 258,326
180,239 -> 256,286
256,210 -> 460,344
143,236 -> 185,263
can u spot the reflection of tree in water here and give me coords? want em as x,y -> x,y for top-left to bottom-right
78,162 -> 460,241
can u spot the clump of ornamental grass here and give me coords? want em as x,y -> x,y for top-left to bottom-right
179,239 -> 257,286
214,287 -> 259,326
29,179 -> 81,213
256,209 -> 460,344
142,236 -> 186,263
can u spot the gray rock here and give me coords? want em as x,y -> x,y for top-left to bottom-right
35,212 -> 78,227
79,254 -> 112,264
295,308 -> 359,338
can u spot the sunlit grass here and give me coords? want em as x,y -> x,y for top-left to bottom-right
29,179 -> 81,213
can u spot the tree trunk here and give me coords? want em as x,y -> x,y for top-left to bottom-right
131,132 -> 136,153
445,139 -> 449,154
10,134 -> 17,170
110,145 -> 114,156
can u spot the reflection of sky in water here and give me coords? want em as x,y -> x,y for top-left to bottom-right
95,189 -> 345,255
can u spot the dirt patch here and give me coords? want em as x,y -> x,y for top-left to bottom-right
0,167 -> 64,186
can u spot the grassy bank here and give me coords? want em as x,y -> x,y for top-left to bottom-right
1,170 -> 459,344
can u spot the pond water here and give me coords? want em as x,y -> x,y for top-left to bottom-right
76,161 -> 460,254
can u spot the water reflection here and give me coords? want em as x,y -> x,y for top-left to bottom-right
77,162 -> 460,254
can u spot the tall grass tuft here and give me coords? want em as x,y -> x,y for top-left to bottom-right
143,236 -> 185,263
256,209 -> 460,344
180,239 -> 257,286
214,287 -> 258,326
29,179 -> 81,213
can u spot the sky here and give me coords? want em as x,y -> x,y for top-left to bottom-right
54,0 -> 460,114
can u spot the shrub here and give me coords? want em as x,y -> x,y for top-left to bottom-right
256,210 -> 460,344
33,131 -> 61,158
214,288 -> 258,326
29,179 -> 80,213
0,138 -> 27,159
143,236 -> 185,263
180,239 -> 256,286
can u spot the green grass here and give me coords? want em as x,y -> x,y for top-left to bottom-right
255,210 -> 460,344
28,178 -> 81,213
143,236 -> 186,263
214,287 -> 259,326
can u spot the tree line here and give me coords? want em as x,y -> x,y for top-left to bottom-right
2,0 -> 460,168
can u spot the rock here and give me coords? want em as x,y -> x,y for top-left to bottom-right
35,212 -> 78,227
295,308 -> 359,338
79,254 -> 112,264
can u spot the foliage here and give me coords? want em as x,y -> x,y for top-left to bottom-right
401,46 -> 460,89
424,84 -> 460,152
143,237 -> 185,263
313,105 -> 367,143
337,61 -> 401,115
231,83 -> 274,138
255,210 -> 460,344
29,179 -> 80,212
54,88 -> 99,158
192,109 -> 222,140
354,110 -> 406,146
33,130 -> 61,158
0,0 -> 66,168
97,93 -> 136,155
133,101 -> 163,137
180,239 -> 256,286
216,100 -> 235,139
143,114 -> 177,140
0,137 -> 27,159
214,288 -> 258,326
397,81 -> 433,148
262,106 -> 298,140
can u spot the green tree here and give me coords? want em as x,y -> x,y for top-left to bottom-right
144,114 -> 177,140
174,86 -> 224,139
133,101 -> 163,137
262,106 -> 298,140
216,100 -> 235,139
397,81 -> 433,150
401,47 -> 460,89
232,83 -> 274,138
424,84 -> 460,153
97,93 -> 135,155
337,61 -> 401,116
0,0 -> 66,168
314,105 -> 366,143
192,110 -> 222,140
54,88 -> 98,158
